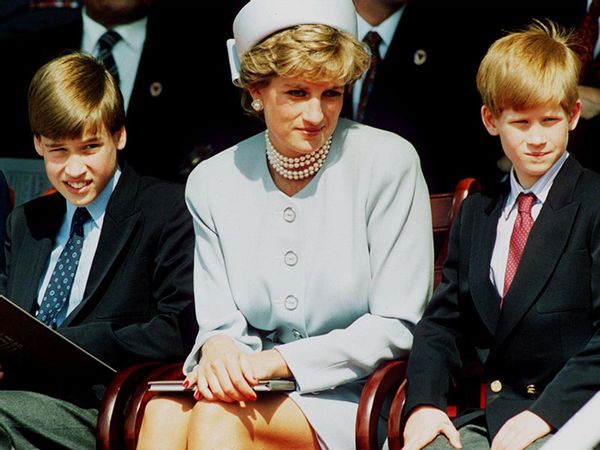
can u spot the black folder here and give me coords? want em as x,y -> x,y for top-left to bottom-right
0,294 -> 116,385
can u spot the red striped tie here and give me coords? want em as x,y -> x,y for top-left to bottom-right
502,193 -> 536,304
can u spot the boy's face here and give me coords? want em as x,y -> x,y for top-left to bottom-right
481,101 -> 581,188
34,125 -> 126,207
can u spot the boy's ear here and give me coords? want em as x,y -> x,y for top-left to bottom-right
33,135 -> 44,157
568,99 -> 582,131
115,127 -> 127,151
481,105 -> 500,136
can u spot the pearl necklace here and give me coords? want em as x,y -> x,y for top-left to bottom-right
265,130 -> 332,180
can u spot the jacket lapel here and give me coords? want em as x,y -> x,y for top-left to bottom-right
14,194 -> 65,314
63,166 -> 141,325
469,192 -> 504,335
493,157 -> 582,346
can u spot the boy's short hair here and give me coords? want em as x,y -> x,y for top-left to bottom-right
476,20 -> 580,116
28,52 -> 125,139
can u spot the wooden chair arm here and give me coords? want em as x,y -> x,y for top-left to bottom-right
387,378 -> 408,450
96,361 -> 165,450
355,359 -> 408,450
123,362 -> 184,450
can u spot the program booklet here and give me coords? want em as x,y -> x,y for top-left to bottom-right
0,294 -> 116,385
148,379 -> 297,392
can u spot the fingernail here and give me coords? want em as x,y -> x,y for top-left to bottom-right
182,380 -> 189,388
194,390 -> 201,400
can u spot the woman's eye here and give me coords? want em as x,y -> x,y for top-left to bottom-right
287,90 -> 306,97
324,90 -> 342,97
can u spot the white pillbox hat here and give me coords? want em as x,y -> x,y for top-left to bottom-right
226,0 -> 358,85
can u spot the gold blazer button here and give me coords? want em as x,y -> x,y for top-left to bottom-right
526,384 -> 537,395
490,380 -> 503,393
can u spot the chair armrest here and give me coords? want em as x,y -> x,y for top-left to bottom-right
387,378 -> 408,450
355,359 -> 408,450
123,362 -> 184,450
96,361 -> 165,450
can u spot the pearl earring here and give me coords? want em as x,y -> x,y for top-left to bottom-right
251,99 -> 264,112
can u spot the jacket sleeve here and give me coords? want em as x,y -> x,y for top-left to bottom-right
403,197 -> 473,416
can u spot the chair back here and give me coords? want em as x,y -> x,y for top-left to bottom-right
431,178 -> 481,287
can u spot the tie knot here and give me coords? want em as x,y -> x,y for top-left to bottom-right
70,207 -> 90,236
363,31 -> 382,53
98,30 -> 122,51
517,193 -> 536,214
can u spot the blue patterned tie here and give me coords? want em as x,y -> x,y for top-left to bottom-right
97,30 -> 122,84
38,207 -> 90,328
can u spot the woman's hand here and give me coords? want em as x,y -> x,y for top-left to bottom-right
184,335 -> 292,403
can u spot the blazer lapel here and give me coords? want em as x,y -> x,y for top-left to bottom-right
13,194 -> 65,314
469,192 -> 504,335
493,157 -> 583,346
63,166 -> 141,325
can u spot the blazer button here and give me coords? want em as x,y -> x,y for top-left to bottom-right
284,251 -> 298,266
526,384 -> 537,395
283,207 -> 296,223
292,329 -> 303,339
490,380 -> 502,393
284,295 -> 298,310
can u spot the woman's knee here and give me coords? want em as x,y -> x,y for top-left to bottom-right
144,394 -> 194,422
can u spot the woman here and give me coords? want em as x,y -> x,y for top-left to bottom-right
137,0 -> 433,448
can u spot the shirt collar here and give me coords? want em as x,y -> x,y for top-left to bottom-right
503,151 -> 569,219
65,166 -> 122,228
356,6 -> 404,50
82,8 -> 148,53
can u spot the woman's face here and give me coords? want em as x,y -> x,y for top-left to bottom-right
250,76 -> 344,158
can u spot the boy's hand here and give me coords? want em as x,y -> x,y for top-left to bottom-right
491,410 -> 551,450
402,406 -> 461,450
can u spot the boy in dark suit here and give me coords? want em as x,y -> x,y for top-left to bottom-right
0,52 -> 194,449
402,21 -> 600,450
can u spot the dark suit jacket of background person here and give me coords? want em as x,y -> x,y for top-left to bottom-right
342,1 -> 502,194
404,156 -> 600,438
0,164 -> 195,408
0,1 -> 261,182
0,171 -> 11,274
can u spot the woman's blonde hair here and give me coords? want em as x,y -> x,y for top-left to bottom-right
28,52 -> 125,139
476,20 -> 580,116
238,24 -> 370,115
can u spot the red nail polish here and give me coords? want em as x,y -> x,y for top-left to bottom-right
182,380 -> 189,388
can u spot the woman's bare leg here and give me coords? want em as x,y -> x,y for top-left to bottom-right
187,393 -> 320,450
137,394 -> 195,450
